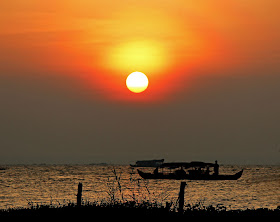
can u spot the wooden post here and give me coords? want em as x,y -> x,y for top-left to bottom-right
178,181 -> 186,214
77,182 -> 82,207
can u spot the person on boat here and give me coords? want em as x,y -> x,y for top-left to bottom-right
175,167 -> 186,177
206,166 -> 210,175
153,167 -> 159,175
214,160 -> 219,175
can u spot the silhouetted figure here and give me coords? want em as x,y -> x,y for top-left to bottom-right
153,167 -> 159,175
175,167 -> 186,177
214,160 -> 219,175
206,166 -> 210,175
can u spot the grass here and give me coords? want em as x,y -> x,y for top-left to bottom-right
0,201 -> 279,217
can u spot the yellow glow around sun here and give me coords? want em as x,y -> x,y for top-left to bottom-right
109,40 -> 166,73
126,72 -> 149,93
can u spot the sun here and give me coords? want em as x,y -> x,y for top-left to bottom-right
126,72 -> 149,93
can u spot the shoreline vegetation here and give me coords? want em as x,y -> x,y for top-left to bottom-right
1,167 -> 279,217
1,201 -> 279,217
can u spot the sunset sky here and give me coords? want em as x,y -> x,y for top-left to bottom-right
0,1 -> 279,164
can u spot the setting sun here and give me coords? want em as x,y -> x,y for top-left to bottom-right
126,72 -> 149,93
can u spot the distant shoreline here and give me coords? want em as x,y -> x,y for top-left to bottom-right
1,163 -> 279,166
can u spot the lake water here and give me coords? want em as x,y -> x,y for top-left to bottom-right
0,165 -> 279,210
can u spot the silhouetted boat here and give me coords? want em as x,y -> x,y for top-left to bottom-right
137,161 -> 243,180
130,159 -> 164,167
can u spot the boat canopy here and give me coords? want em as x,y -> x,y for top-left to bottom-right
160,161 -> 215,169
136,159 -> 164,164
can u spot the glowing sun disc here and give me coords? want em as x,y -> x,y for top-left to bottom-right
126,72 -> 149,93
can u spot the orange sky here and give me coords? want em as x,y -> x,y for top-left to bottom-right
0,0 -> 279,102
0,1 -> 280,164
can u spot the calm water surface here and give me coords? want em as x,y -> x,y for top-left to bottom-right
0,165 -> 279,210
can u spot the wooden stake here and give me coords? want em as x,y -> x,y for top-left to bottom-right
178,181 -> 186,214
77,182 -> 82,207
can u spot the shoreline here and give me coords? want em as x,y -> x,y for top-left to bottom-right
1,202 -> 279,217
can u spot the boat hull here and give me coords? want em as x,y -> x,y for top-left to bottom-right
137,169 -> 243,180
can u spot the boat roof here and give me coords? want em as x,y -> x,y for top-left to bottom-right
160,161 -> 215,169
136,159 -> 164,163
